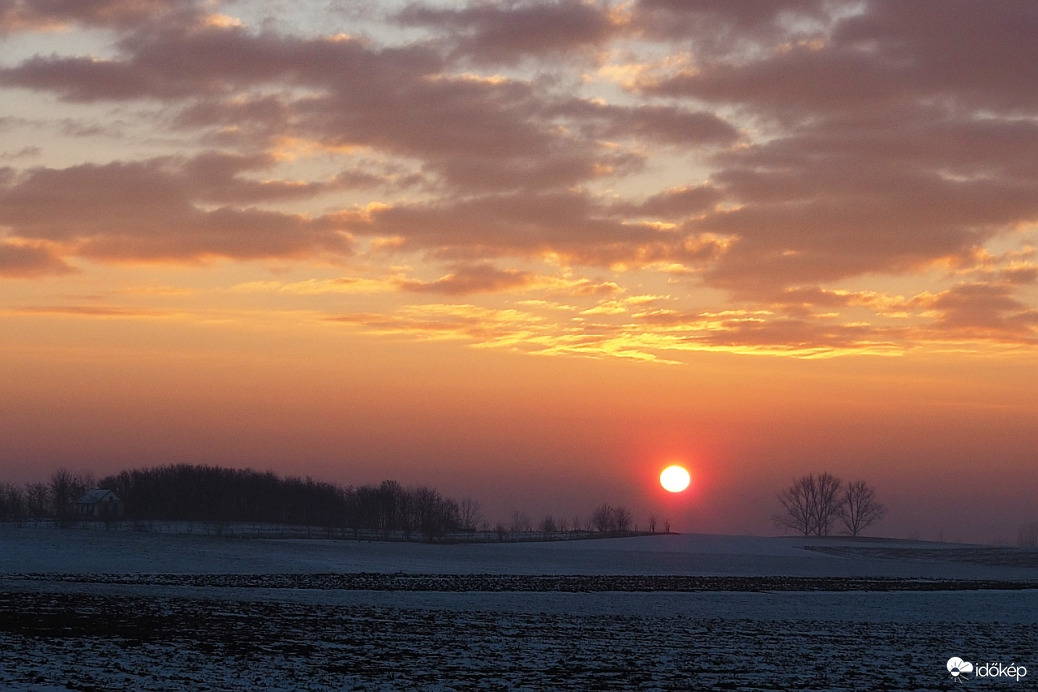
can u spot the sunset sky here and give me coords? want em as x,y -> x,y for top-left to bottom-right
2,0 -> 1036,542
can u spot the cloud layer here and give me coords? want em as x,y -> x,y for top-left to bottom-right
1,0 -> 1036,356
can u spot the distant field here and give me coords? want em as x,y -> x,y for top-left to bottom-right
1,527 -> 1035,690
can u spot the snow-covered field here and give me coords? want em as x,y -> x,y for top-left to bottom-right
2,526 -> 1036,690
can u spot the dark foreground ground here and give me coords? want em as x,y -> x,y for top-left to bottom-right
2,575 -> 1036,691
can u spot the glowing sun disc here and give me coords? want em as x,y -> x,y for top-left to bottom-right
660,465 -> 691,493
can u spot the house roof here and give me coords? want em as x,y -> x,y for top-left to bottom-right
76,489 -> 119,504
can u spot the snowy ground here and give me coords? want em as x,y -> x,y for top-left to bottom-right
1,526 -> 1036,690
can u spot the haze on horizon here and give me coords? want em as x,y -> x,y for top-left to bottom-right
1,0 -> 1036,544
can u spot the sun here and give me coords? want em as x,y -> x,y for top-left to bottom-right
659,465 -> 691,493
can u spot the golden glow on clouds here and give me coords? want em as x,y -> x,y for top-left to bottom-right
202,13 -> 243,29
232,277 -> 400,295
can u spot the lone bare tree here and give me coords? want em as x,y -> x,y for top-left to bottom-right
775,473 -> 843,536
839,480 -> 885,536
458,497 -> 482,532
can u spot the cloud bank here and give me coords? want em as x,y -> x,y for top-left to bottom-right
2,0 -> 1036,357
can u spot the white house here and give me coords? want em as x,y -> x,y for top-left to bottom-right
76,489 -> 125,519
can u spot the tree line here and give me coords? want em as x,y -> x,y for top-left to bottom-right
501,502 -> 657,538
0,464 -> 654,541
774,472 -> 886,537
0,465 -> 465,538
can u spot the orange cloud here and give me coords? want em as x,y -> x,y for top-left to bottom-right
7,304 -> 165,318
0,0 -> 182,34
0,240 -> 74,277
0,160 -> 355,262
397,264 -> 534,295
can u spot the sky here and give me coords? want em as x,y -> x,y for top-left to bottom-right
1,0 -> 1036,542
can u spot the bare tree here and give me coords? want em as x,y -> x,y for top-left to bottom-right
538,514 -> 557,535
809,473 -> 842,536
611,505 -> 633,533
0,483 -> 25,521
25,483 -> 49,518
50,468 -> 78,525
77,471 -> 96,495
459,497 -> 482,532
839,480 -> 885,537
648,515 -> 657,533
408,486 -> 458,540
775,476 -> 812,536
591,503 -> 614,532
510,510 -> 531,533
775,473 -> 843,536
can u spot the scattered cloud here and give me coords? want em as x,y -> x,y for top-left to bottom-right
397,264 -> 534,295
0,0 -> 197,34
393,0 -> 621,65
6,304 -> 165,317
920,282 -> 1038,343
0,240 -> 75,277
0,159 -> 354,262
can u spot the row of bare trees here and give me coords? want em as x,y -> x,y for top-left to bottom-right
774,473 -> 886,537
591,503 -> 634,533
494,503 -> 659,540
0,465 -> 465,539
0,469 -> 97,525
2,464 -> 658,542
